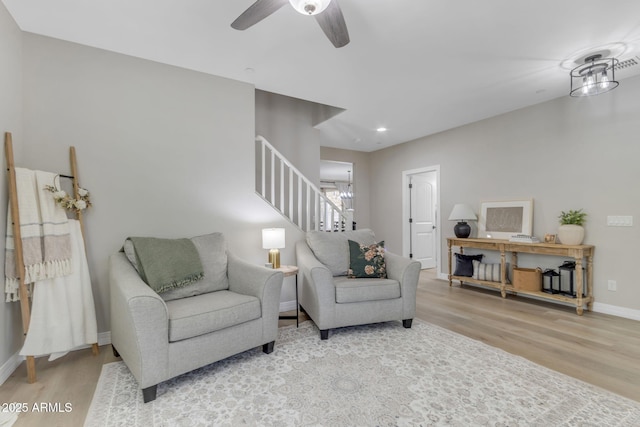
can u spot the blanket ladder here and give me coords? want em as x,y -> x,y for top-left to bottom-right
4,131 -> 98,384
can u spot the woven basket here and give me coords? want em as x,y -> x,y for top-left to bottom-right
513,267 -> 542,291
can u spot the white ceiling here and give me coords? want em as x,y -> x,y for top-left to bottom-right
4,0 -> 640,152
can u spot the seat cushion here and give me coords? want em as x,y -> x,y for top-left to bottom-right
166,290 -> 260,342
333,276 -> 401,303
306,229 -> 377,276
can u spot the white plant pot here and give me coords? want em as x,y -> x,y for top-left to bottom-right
558,224 -> 584,245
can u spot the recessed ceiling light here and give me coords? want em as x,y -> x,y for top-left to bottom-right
376,127 -> 387,132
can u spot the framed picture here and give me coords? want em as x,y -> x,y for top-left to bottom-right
479,199 -> 533,239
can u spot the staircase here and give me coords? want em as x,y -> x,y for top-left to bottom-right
255,136 -> 351,232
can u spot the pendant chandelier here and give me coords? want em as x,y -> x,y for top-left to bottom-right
570,54 -> 619,97
339,170 -> 353,200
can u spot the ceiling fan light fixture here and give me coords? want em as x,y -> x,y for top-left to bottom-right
570,54 -> 619,97
232,0 -> 348,48
288,0 -> 331,16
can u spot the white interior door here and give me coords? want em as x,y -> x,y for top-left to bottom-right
410,172 -> 437,269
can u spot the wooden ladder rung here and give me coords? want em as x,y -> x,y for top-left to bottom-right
4,131 -> 98,384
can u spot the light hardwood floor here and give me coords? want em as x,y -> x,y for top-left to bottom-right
2,270 -> 639,426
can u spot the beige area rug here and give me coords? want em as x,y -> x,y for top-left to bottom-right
85,319 -> 640,426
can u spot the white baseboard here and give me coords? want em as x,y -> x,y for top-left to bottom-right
0,331 -> 112,386
0,351 -> 22,386
592,302 -> 640,321
279,300 -> 297,313
97,331 -> 111,346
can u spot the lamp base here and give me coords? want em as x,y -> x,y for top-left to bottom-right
454,222 -> 471,238
268,249 -> 281,269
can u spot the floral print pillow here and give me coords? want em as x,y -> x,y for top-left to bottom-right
348,240 -> 387,278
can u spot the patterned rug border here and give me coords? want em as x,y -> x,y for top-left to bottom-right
85,319 -> 640,426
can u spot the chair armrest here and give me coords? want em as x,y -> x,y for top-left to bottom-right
385,251 -> 421,317
109,253 -> 169,388
227,252 -> 283,340
295,240 -> 336,325
227,252 -> 283,300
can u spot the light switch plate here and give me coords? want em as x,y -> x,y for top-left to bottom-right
607,216 -> 633,227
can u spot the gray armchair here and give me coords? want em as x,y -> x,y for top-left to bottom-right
109,233 -> 283,402
296,229 -> 421,339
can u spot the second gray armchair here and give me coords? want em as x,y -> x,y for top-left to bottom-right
296,229 -> 421,340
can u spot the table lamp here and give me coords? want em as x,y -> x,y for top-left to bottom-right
448,204 -> 477,238
262,228 -> 285,268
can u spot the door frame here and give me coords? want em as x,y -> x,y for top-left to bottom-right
402,165 -> 441,275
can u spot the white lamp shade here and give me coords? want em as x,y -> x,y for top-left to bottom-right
288,0 -> 331,15
262,228 -> 285,249
448,204 -> 477,221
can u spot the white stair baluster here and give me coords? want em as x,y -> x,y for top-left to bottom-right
255,136 -> 348,232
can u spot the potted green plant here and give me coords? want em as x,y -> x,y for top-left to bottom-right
558,209 -> 586,245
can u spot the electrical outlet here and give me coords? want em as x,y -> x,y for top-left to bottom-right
607,280 -> 617,291
607,216 -> 633,227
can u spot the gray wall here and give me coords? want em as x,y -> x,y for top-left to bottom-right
256,90 -> 323,186
2,32 -> 323,373
12,33 -> 298,356
1,30 -> 335,373
370,76 -> 640,315
0,1 -> 23,375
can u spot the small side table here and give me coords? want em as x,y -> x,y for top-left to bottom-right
276,265 -> 299,327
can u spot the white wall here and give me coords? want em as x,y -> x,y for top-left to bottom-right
370,76 -> 640,314
17,34 -> 298,345
0,2 -> 23,378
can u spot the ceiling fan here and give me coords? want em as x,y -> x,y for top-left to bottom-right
231,0 -> 350,48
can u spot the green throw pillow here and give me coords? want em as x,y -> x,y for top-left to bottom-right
348,240 -> 387,278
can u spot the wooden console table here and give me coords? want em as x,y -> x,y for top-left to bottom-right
447,238 -> 594,315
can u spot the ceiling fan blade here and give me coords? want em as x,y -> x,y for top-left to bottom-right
315,0 -> 350,48
231,0 -> 289,30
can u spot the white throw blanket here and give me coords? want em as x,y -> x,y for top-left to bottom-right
4,168 -> 72,301
20,219 -> 98,360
